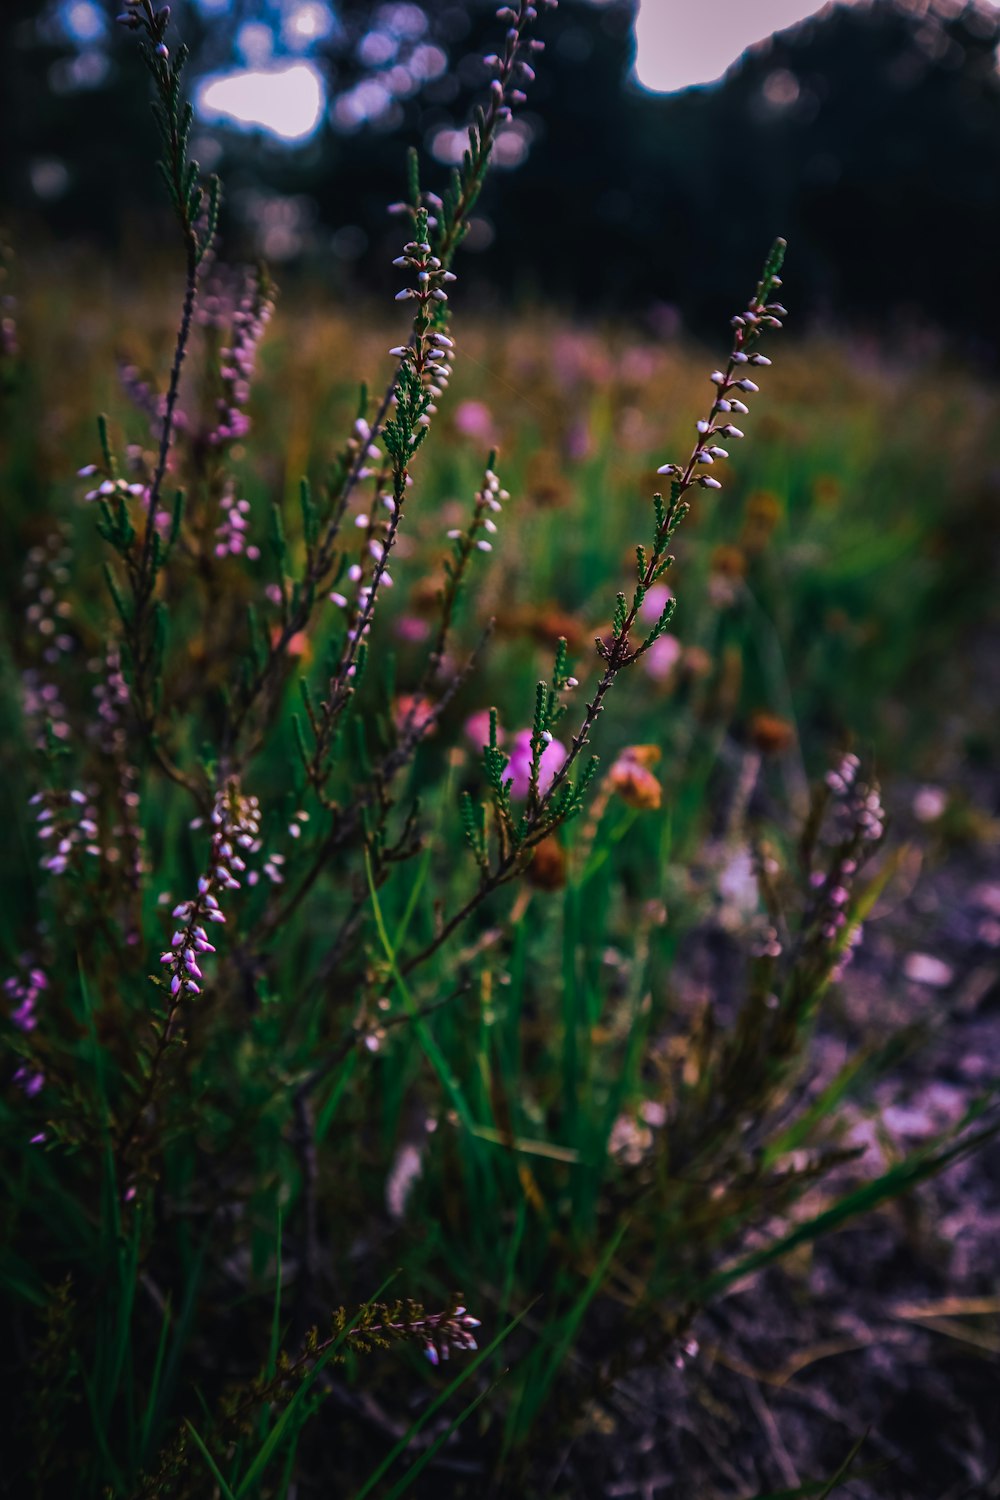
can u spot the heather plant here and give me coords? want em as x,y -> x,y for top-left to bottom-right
2,4 -> 998,1498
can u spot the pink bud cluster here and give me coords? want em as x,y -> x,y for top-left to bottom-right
118,361 -> 188,440
344,414 -> 385,487
13,1064 -> 44,1099
19,532 -> 74,744
656,281 -> 786,495
215,486 -> 260,560
32,787 -> 100,877
78,459 -> 172,534
159,781 -> 262,998
91,647 -> 145,934
0,296 -> 16,361
414,1306 -> 482,1366
205,268 -> 275,447
809,753 -> 885,966
3,957 -> 47,1033
483,1 -> 556,117
826,752 -> 885,842
390,242 -> 456,423
21,672 -> 70,749
0,235 -> 18,361
0,309 -> 16,360
444,466 -> 506,554
328,418 -> 395,661
387,189 -> 444,230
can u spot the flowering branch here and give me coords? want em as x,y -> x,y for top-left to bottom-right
227,3 -> 556,765
403,241 -> 788,976
98,2 -> 219,781
116,780 -> 260,1180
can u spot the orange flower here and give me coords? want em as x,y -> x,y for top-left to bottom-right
527,834 -> 567,890
270,625 -> 312,662
741,489 -> 782,553
812,474 -> 841,507
709,544 -> 747,579
747,711 -> 796,755
526,450 -> 572,509
393,694 -> 436,736
609,745 -> 662,810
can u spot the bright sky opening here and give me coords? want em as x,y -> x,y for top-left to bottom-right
196,62 -> 325,141
633,0 -> 1000,92
634,0 -> 833,92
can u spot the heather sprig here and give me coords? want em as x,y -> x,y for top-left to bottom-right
94,3 -> 220,785
3,956 -> 47,1034
401,244 -> 786,976
116,1 -> 220,265
427,461 -> 507,687
156,779 -> 262,1001
223,6 -> 556,771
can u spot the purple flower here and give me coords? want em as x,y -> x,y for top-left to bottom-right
452,400 -> 496,443
639,582 -> 673,624
642,633 -> 681,683
505,730 -> 568,800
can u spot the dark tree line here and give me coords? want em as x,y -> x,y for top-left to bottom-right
2,0 -> 998,347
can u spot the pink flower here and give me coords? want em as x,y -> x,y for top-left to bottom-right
639,582 -> 673,623
453,400 -> 497,443
505,730 -> 568,800
394,694 -> 436,736
643,633 -> 681,683
464,709 -> 502,751
395,615 -> 431,643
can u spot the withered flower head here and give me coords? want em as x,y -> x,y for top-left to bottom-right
609,745 -> 663,810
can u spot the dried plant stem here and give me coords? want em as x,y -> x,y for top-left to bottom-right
115,990 -> 183,1177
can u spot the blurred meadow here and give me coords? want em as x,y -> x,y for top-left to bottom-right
3,3 -> 1000,1499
